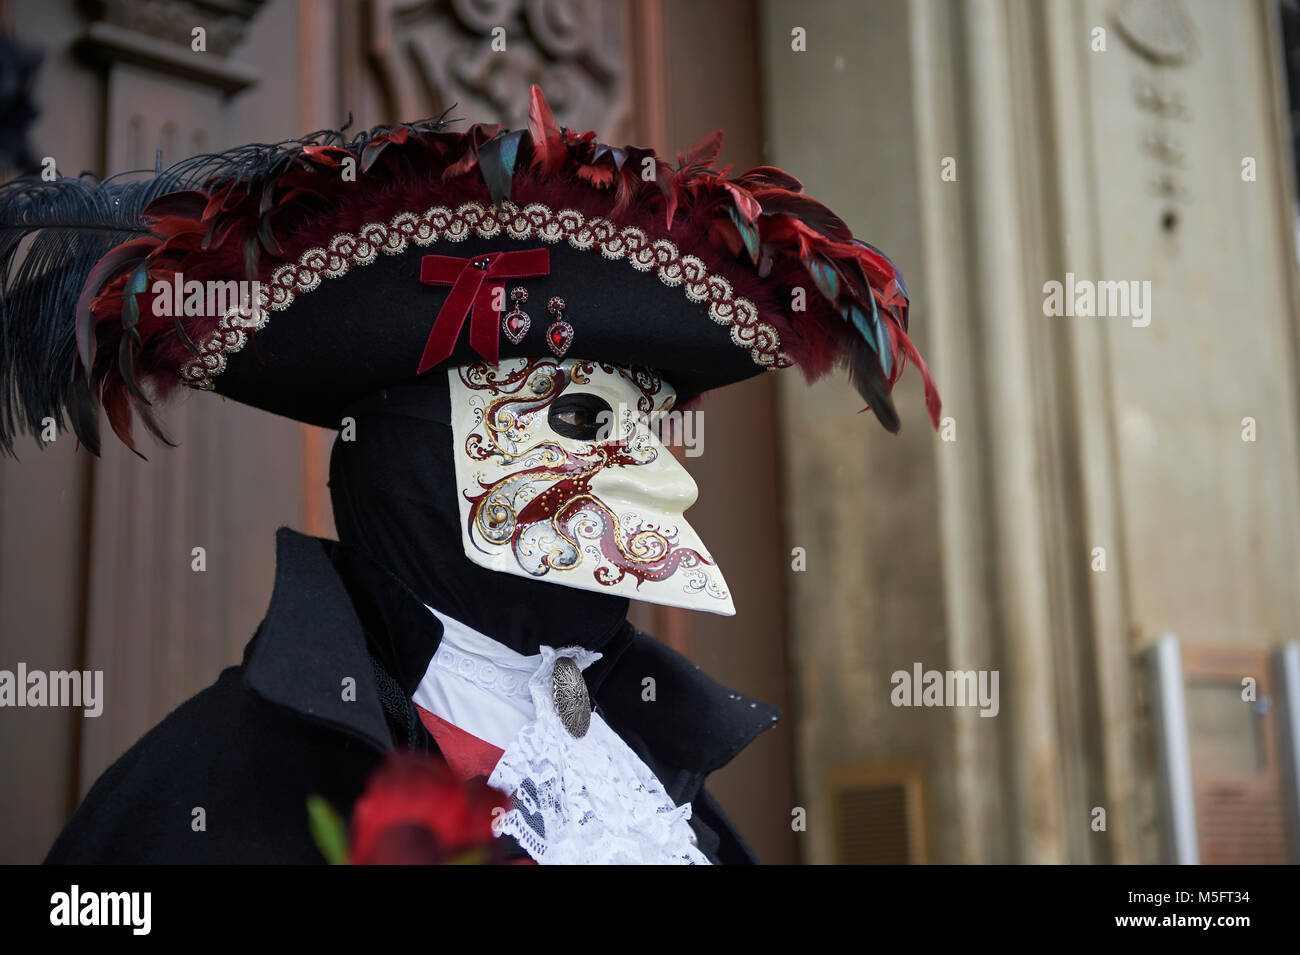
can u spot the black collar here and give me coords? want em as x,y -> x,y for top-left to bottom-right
243,527 -> 780,777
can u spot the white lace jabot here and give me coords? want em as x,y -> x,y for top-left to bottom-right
413,607 -> 710,865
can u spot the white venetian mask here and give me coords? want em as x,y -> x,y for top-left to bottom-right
447,357 -> 735,615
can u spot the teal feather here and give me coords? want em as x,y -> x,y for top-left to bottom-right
727,206 -> 759,263
807,256 -> 839,301
478,130 -> 524,207
867,292 -> 892,378
842,297 -> 892,378
118,263 -> 150,403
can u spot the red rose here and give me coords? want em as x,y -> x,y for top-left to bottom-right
348,751 -> 508,865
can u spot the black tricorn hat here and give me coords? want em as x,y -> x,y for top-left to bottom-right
0,86 -> 939,456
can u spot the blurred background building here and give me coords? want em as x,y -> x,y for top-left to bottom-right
2,0 -> 1299,864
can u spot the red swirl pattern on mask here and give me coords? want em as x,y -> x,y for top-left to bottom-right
459,359 -> 710,590
464,438 -> 712,589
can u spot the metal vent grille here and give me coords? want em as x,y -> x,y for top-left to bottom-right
1197,782 -> 1289,863
1181,647 -> 1291,864
827,761 -> 926,864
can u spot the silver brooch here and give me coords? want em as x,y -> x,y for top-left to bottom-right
552,656 -> 591,738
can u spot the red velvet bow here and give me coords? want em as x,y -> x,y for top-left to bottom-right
418,249 -> 551,372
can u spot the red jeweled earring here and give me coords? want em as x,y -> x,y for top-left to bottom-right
546,296 -> 574,358
502,287 -> 531,345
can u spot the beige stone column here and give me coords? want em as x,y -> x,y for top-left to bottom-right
765,0 -> 1300,862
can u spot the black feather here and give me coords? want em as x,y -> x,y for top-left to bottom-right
848,341 -> 900,434
135,399 -> 176,450
477,129 -> 525,206
0,175 -> 161,455
66,370 -> 99,456
0,110 -> 456,457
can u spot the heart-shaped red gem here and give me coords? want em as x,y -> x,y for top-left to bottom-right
503,309 -> 530,344
547,320 -> 574,357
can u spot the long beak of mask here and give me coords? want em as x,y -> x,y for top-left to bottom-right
447,357 -> 736,615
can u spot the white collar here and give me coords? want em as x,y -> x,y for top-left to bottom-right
425,607 -> 539,699
411,606 -> 540,748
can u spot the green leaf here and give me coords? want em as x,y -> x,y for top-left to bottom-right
306,794 -> 350,865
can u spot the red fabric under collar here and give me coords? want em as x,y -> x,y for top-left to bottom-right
413,704 -> 536,864
413,703 -> 505,782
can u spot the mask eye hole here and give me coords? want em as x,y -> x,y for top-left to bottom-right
548,393 -> 613,441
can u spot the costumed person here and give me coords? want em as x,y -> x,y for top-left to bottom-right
1,87 -> 940,864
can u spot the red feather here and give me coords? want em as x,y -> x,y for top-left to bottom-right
753,190 -> 851,240
577,164 -> 615,188
676,129 -> 724,178
143,190 -> 208,221
100,379 -> 142,457
722,182 -> 761,222
528,85 -> 563,174
895,328 -> 941,428
736,166 -> 804,193
74,237 -> 158,379
439,124 -> 501,181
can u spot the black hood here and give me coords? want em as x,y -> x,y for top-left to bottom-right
327,372 -> 630,656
